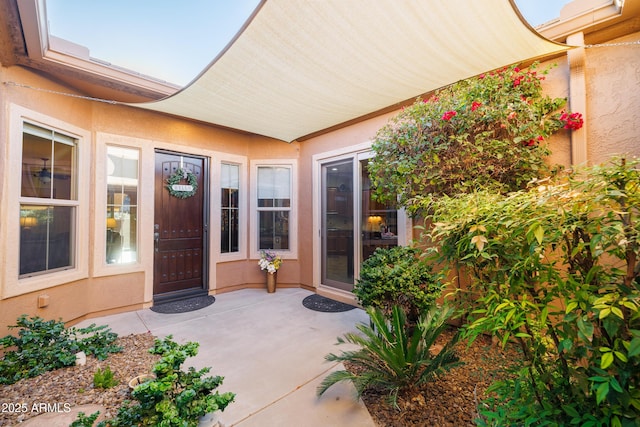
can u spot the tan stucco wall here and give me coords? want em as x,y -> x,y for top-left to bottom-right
0,273 -> 145,333
538,56 -> 573,168
584,31 -> 640,163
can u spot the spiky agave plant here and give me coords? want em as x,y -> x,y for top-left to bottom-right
317,304 -> 462,407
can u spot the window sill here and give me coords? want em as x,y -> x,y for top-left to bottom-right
217,252 -> 247,263
92,262 -> 145,278
3,268 -> 89,299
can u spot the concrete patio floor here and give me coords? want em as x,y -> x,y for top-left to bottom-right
74,288 -> 376,427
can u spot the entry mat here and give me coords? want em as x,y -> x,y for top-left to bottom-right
302,294 -> 357,313
151,295 -> 215,314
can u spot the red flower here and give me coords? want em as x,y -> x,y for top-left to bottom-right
441,110 -> 457,121
514,67 -> 521,72
471,101 -> 482,111
560,112 -> 584,130
513,77 -> 522,87
507,112 -> 517,120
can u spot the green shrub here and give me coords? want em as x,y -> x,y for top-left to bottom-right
105,335 -> 235,427
0,315 -> 121,385
93,366 -> 118,389
317,305 -> 461,407
354,246 -> 445,325
423,157 -> 640,426
71,411 -> 101,427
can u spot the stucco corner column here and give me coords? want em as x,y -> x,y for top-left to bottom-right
567,31 -> 589,167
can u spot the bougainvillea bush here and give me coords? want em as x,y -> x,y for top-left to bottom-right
368,63 -> 583,209
422,158 -> 640,426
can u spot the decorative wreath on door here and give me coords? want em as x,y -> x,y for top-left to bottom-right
166,168 -> 198,199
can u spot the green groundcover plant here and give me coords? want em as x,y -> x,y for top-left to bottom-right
93,366 -> 119,389
368,63 -> 582,210
422,158 -> 640,426
0,315 -> 121,385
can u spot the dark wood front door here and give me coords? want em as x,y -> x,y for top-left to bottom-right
153,150 -> 208,300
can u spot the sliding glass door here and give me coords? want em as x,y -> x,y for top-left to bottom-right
320,153 -> 399,292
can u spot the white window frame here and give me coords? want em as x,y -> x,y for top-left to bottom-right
93,133 -> 152,278
213,154 -> 247,262
2,104 -> 90,299
250,159 -> 298,260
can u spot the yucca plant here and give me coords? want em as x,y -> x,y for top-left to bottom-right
317,304 -> 461,407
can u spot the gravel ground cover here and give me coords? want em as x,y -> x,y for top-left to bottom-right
349,328 -> 520,427
0,333 -> 157,426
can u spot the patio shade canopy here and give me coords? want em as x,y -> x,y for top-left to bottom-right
130,0 -> 570,143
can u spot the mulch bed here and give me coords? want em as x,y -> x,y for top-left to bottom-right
347,328 -> 521,427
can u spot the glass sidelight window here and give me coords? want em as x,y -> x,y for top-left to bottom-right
106,146 -> 139,264
257,166 -> 291,250
221,163 -> 240,253
20,123 -> 77,276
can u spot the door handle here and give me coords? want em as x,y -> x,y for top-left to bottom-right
154,232 -> 160,252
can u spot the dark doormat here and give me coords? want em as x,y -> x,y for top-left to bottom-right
302,294 -> 357,313
151,295 -> 215,314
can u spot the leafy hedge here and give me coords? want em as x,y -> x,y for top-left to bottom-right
423,158 -> 640,426
353,246 -> 445,325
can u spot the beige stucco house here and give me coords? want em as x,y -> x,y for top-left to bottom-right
1,0 -> 638,335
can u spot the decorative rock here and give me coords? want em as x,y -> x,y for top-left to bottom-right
75,351 -> 87,366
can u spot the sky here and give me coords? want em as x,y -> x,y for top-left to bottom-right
46,0 -> 572,87
515,0 -> 572,26
46,0 -> 261,86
